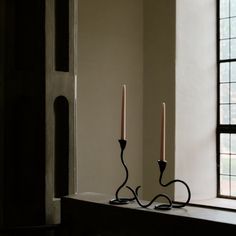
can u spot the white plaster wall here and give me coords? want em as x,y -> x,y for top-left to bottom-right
76,0 -> 143,197
175,0 -> 217,201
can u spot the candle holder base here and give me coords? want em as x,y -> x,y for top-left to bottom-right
126,160 -> 191,210
154,203 -> 172,210
109,198 -> 129,205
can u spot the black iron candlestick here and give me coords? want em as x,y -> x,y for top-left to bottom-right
157,160 -> 191,208
127,160 -> 191,210
109,139 -> 140,205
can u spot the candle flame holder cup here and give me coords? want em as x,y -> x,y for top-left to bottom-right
127,160 -> 191,210
109,139 -> 140,205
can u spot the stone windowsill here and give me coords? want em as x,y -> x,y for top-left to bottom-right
64,192 -> 236,227
189,197 -> 236,212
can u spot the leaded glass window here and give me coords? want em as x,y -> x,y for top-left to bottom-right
218,0 -> 236,198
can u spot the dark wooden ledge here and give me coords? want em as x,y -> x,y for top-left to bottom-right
61,192 -> 236,235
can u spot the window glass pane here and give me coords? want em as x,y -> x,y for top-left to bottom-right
220,154 -> 230,174
231,156 -> 236,175
221,133 -> 230,153
220,175 -> 230,195
231,38 -> 236,58
230,104 -> 236,123
221,19 -> 230,39
231,62 -> 236,82
221,63 -> 230,82
231,176 -> 236,196
220,40 -> 230,59
231,0 -> 236,17
231,83 -> 236,102
220,105 -> 230,124
231,134 -> 236,154
221,0 -> 230,18
220,83 -> 230,103
231,18 -> 236,38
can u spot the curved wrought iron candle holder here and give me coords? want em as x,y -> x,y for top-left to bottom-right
127,160 -> 191,210
157,160 -> 191,208
109,139 -> 140,205
126,186 -> 172,210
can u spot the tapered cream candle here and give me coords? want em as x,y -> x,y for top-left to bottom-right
160,102 -> 166,161
121,85 -> 127,140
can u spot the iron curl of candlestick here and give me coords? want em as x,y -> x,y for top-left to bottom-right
127,160 -> 191,210
126,186 -> 172,209
109,139 -> 140,205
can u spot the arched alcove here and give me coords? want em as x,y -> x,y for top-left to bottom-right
54,95 -> 69,198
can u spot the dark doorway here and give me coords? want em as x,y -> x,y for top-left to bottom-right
0,0 -> 46,227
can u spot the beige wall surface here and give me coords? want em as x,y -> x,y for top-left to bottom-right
143,0 -> 176,200
76,0 -> 143,197
77,0 -> 215,202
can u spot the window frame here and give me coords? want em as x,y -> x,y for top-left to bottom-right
217,0 -> 236,199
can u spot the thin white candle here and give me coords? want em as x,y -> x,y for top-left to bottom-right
160,102 -> 166,161
121,85 -> 127,140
